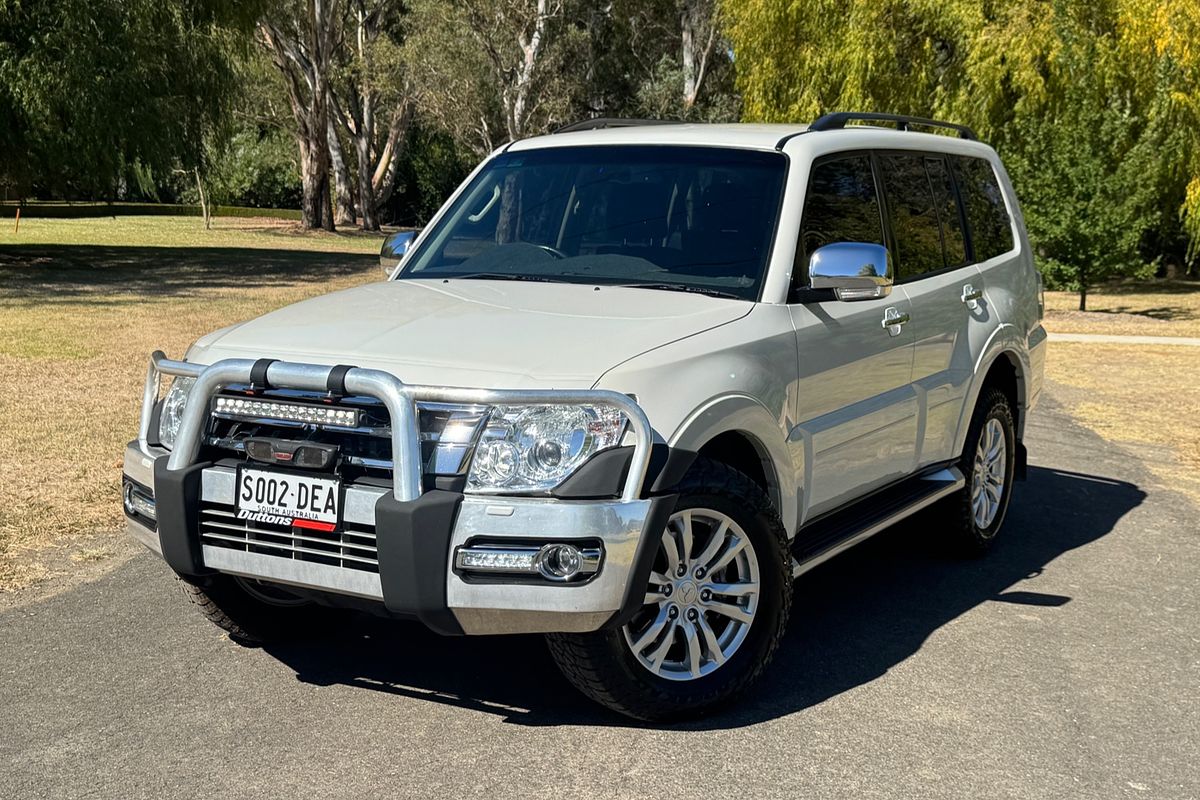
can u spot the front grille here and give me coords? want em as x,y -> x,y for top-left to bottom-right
199,502 -> 379,573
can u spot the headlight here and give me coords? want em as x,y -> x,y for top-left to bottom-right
158,376 -> 196,450
467,405 -> 626,493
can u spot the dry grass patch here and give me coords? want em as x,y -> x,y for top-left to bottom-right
0,217 -> 381,591
1045,280 -> 1200,338
1045,342 -> 1200,501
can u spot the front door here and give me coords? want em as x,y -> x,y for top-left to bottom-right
787,152 -> 918,520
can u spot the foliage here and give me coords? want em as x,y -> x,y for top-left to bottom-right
403,0 -> 589,155
384,123 -> 473,226
724,0 -> 1200,300
180,126 -> 302,210
0,0 -> 264,196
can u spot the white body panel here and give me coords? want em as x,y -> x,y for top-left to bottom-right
183,122 -> 1045,540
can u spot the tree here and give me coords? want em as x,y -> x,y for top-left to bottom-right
258,0 -> 340,230
0,0 -> 263,198
724,0 -> 1200,306
327,0 -> 413,230
404,0 -> 585,155
582,0 -> 737,122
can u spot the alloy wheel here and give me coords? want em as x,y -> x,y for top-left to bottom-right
971,417 -> 1007,529
623,508 -> 760,681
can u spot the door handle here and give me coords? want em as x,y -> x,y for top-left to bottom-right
881,307 -> 910,336
961,284 -> 984,310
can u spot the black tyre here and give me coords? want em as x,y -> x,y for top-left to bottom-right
178,573 -> 334,645
546,457 -> 792,721
942,387 -> 1017,554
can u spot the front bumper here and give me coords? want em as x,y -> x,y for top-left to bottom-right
125,443 -> 672,634
123,353 -> 670,636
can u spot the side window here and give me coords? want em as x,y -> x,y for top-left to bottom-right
879,153 -> 944,279
953,155 -> 1014,261
925,156 -> 967,267
797,155 -> 884,290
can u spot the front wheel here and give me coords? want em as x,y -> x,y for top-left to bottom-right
178,573 -> 334,645
546,458 -> 792,721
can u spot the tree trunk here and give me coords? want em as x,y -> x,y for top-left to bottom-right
258,1 -> 337,232
681,0 -> 717,110
1078,284 -> 1088,311
328,120 -> 356,226
193,167 -> 212,230
356,133 -> 377,231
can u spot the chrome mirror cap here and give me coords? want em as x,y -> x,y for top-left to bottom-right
808,242 -> 893,301
380,229 -> 420,275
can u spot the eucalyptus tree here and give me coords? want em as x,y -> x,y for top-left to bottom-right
258,0 -> 340,230
327,0 -> 413,230
404,0 -> 586,155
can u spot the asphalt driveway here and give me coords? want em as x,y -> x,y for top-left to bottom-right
2,391 -> 1197,799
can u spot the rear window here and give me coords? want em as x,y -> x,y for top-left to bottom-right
879,153 -> 945,278
953,155 -> 1014,261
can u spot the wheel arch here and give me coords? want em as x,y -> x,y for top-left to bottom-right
668,394 -> 799,538
955,325 -> 1032,455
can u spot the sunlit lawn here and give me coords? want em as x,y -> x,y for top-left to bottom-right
0,216 -> 383,590
1044,279 -> 1200,338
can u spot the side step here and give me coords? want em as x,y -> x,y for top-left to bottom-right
791,466 -> 965,578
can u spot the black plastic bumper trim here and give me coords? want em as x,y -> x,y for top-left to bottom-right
603,493 -> 679,630
373,489 -> 465,635
551,444 -> 698,499
153,456 -> 215,577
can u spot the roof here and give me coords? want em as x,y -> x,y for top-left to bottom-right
507,123 -> 810,152
505,121 -> 996,158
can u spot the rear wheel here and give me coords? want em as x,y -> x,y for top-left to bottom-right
178,573 -> 333,645
941,387 -> 1017,553
546,458 -> 791,721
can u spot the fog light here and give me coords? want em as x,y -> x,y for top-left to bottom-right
123,481 -> 156,521
537,543 -> 582,580
454,542 -> 603,582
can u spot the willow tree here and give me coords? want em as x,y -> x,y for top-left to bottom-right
0,0 -> 263,198
723,0 -> 1200,306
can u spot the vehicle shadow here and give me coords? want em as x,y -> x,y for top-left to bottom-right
0,244 -> 377,302
263,465 -> 1145,729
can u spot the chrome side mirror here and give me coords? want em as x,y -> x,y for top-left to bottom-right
808,242 -> 892,301
380,229 -> 419,275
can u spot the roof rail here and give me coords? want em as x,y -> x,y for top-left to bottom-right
809,112 -> 977,141
554,117 -> 686,134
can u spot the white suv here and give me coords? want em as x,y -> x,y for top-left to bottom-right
123,113 -> 1047,720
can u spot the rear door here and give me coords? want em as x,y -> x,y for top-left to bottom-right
877,151 -> 981,467
789,153 -> 917,520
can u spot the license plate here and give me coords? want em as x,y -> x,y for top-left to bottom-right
236,467 -> 340,526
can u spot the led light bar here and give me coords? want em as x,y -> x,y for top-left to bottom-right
214,396 -> 360,428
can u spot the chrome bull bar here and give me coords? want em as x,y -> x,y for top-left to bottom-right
139,350 -> 655,503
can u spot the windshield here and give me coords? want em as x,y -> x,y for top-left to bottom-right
398,145 -> 787,301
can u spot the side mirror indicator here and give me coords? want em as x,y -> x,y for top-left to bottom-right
808,242 -> 893,301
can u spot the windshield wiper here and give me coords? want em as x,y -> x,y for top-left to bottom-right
449,272 -> 559,283
615,282 -> 746,301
